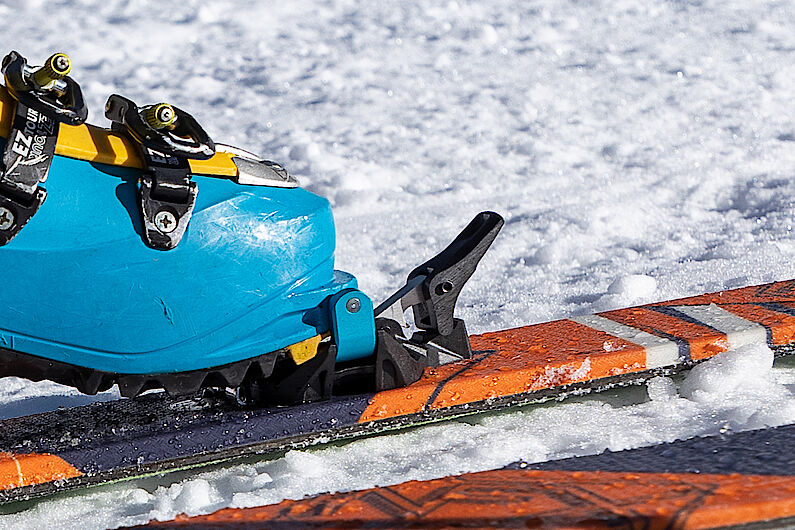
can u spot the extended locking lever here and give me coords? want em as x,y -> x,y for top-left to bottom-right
369,211 -> 504,390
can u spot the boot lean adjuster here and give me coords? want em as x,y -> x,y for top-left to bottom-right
0,51 -> 87,245
105,94 -> 215,250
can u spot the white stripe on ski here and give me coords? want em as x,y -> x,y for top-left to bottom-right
10,455 -> 23,487
571,315 -> 680,368
672,304 -> 767,349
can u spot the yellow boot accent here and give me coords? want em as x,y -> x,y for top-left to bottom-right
0,86 -> 238,177
287,335 -> 323,365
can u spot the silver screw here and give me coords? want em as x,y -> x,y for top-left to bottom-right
0,207 -> 15,230
54,55 -> 70,71
157,106 -> 175,123
346,297 -> 361,313
154,210 -> 177,233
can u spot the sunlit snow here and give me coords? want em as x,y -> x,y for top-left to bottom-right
0,0 -> 793,528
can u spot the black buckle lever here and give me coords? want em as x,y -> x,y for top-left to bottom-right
105,94 -> 215,250
0,51 -> 87,245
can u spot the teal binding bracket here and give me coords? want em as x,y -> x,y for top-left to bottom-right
329,289 -> 376,362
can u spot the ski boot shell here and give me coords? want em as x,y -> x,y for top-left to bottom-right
0,52 -> 503,404
0,84 -> 362,385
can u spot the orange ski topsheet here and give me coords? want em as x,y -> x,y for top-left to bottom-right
153,468 -> 795,529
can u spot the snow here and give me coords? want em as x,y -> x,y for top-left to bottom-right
0,0 -> 794,527
595,274 -> 658,309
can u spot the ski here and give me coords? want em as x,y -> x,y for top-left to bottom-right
2,278 -> 795,504
157,424 -> 795,528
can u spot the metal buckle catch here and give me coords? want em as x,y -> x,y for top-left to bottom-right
105,94 -> 215,250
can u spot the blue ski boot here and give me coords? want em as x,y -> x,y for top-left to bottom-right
0,51 -> 503,405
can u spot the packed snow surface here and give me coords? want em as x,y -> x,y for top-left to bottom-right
1,0 -> 794,527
